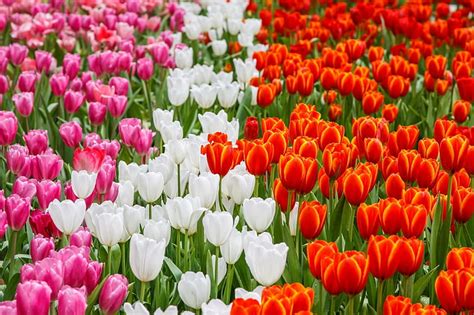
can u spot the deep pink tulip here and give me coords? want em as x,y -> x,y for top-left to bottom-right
17,71 -> 37,93
95,158 -> 116,195
100,51 -> 118,74
0,111 -> 18,145
69,227 -> 92,248
72,147 -> 105,173
0,190 -> 5,210
59,121 -> 82,148
35,50 -> 53,73
118,118 -> 141,147
147,16 -> 161,32
30,257 -> 64,300
62,54 -> 81,80
133,128 -> 154,156
29,210 -> 62,238
109,77 -> 129,96
136,57 -> 153,81
6,145 -> 31,176
64,90 -> 85,114
62,251 -> 88,287
87,54 -> 102,76
9,43 -> 28,66
0,300 -> 16,313
85,261 -> 103,294
12,177 -> 37,199
68,14 -> 82,32
31,153 -> 63,181
99,274 -> 128,315
24,130 -> 49,155
69,78 -> 83,91
35,180 -> 61,210
58,287 -> 87,315
12,92 -> 34,117
0,74 -> 9,93
20,263 -> 35,282
0,14 -> 6,31
52,245 -> 90,262
16,280 -> 51,315
0,210 -> 7,239
149,42 -> 169,66
30,235 -> 55,262
88,102 -> 107,125
104,182 -> 119,203
0,49 -> 8,73
117,51 -> 132,72
50,73 -> 69,97
5,194 -> 30,231
107,95 -> 127,118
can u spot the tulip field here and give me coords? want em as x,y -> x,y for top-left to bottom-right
1,0 -> 474,314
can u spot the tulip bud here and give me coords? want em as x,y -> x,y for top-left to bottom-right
178,272 -> 211,310
30,235 -> 54,262
16,280 -> 52,315
59,121 -> 83,148
5,194 -> 30,231
13,92 -> 34,117
58,287 -> 87,315
130,233 -> 166,282
137,57 -> 153,81
99,275 -> 128,315
71,170 -> 97,199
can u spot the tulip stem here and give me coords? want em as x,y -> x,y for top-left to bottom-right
176,232 -> 181,268
140,281 -> 147,302
346,295 -> 355,315
49,302 -> 56,315
218,176 -> 224,212
212,247 -> 220,299
376,280 -> 384,315
330,296 -> 336,314
177,164 -> 181,197
121,242 -> 127,275
224,264 -> 234,304
148,203 -> 152,220
402,275 -> 413,300
107,246 -> 112,275
9,230 -> 18,270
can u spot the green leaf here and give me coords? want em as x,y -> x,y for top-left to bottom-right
413,266 -> 439,302
164,257 -> 182,282
329,198 -> 346,242
111,244 -> 121,274
85,275 -> 108,314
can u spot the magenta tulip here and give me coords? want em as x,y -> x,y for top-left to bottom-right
35,50 -> 53,73
59,121 -> 83,148
85,261 -> 103,294
0,210 -> 7,239
29,210 -> 62,238
9,43 -> 28,66
58,287 -> 87,315
109,77 -> 129,96
107,95 -> 127,118
12,92 -> 34,117
64,90 -> 85,114
12,177 -> 37,199
50,73 -> 69,97
6,145 -> 30,176
95,158 -> 116,195
30,235 -> 55,262
61,251 -> 88,287
30,153 -> 63,181
0,111 -> 18,145
62,54 -> 81,79
132,128 -> 154,156
88,102 -> 107,125
5,194 -> 30,231
16,280 -> 51,315
118,118 -> 141,147
0,300 -> 16,314
136,57 -> 153,81
69,227 -> 92,248
35,180 -> 61,210
0,74 -> 9,93
24,130 -> 49,155
99,274 -> 128,315
17,71 -> 37,93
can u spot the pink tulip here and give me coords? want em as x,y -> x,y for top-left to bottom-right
147,16 -> 161,32
5,194 -> 30,231
0,211 -> 7,239
6,145 -> 31,176
20,263 -> 35,282
12,177 -> 37,199
17,71 -> 37,93
9,43 -> 28,66
16,280 -> 51,315
118,118 -> 141,147
87,53 -> 102,76
132,128 -> 154,156
64,90 -> 85,114
52,245 -> 90,262
28,257 -> 64,300
149,42 -> 169,66
30,153 -> 63,181
35,50 -> 53,73
0,190 -> 5,210
0,74 -> 9,94
0,14 -> 6,31
88,102 -> 107,125
12,92 -> 34,117
137,57 -> 153,81
58,287 -> 87,315
85,261 -> 103,294
100,51 -> 118,74
69,227 -> 92,248
117,51 -> 132,72
107,95 -> 127,118
69,78 -> 83,91
0,300 -> 16,314
62,251 -> 88,287
68,14 -> 82,32
109,77 -> 129,96
84,136 -> 121,160
95,158 -> 116,195
24,129 -> 49,155
72,147 -> 105,173
99,274 -> 128,315
35,180 -> 61,210
0,111 -> 18,145
30,235 -> 55,262
62,54 -> 81,80
50,73 -> 69,97
29,209 -> 62,238
127,0 -> 140,12
104,182 -> 119,203
59,121 -> 82,148
0,49 -> 8,73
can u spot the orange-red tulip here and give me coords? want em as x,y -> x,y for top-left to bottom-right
337,71 -> 355,96
273,178 -> 296,212
362,91 -> 384,115
278,153 -> 318,194
386,75 -> 409,99
453,100 -> 471,123
322,143 -> 351,179
201,141 -> 235,177
242,140 -> 274,176
457,77 -> 474,102
293,136 -> 318,159
296,70 -> 315,97
261,117 -> 286,133
317,121 -> 345,150
356,203 -> 380,240
387,125 -> 420,156
320,67 -> 338,90
397,238 -> 424,276
364,138 -> 383,163
299,201 -> 327,239
379,198 -> 403,235
418,138 -> 439,159
435,269 -> 474,313
368,46 -> 384,62
386,173 -> 405,199
439,135 -> 469,173
317,168 -> 344,199
263,130 -> 288,164
383,295 -> 411,315
342,167 -> 373,206
452,187 -> 474,224
257,83 -> 276,108
446,248 -> 474,270
433,119 -> 458,143
261,283 -> 314,315
381,155 -> 398,180
416,158 -> 439,189
382,104 -> 399,123
401,204 -> 428,238
432,169 -> 471,195
426,55 -> 447,79
397,150 -> 422,183
372,60 -> 391,83
230,298 -> 261,315
328,104 -> 342,122
306,240 -> 338,280
368,235 -> 400,280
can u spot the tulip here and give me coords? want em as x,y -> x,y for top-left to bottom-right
0,301 -> 16,314
153,109 -> 174,133
452,187 -> 474,223
175,46 -> 193,69
17,71 -> 36,92
356,203 -> 380,240
243,198 -> 275,233
203,211 -> 233,247
143,219 -> 171,246
383,295 -> 411,315
0,111 -> 18,146
16,280 -> 52,315
242,140 -> 273,176
322,143 -> 350,179
88,102 -> 107,125
440,135 -> 468,173
165,139 -> 187,165
178,271 -> 211,310
457,77 -> 474,102
34,50 -> 53,72
221,164 -> 255,205
30,153 -> 63,181
123,302 -> 150,315
397,238 -> 424,276
342,168 -> 373,206
293,136 -> 318,159
201,141 -> 235,177
107,95 -> 127,118
167,76 -> 190,106
85,202 -> 125,247
130,233 -> 166,283
202,299 -> 231,314
244,236 -> 288,286
64,90 -> 85,114
85,261 -> 103,294
28,257 -> 64,300
122,205 -> 146,236
10,43 -> 28,66
36,179 -> 61,210
13,92 -> 34,117
136,57 -> 154,81
69,227 -> 92,248
30,235 -> 54,263
257,83 -> 276,108
99,274 -> 129,315
217,82 -> 240,109
165,196 -> 204,235
50,73 -> 69,96
401,204 -> 428,238
58,287 -> 87,315
132,128 -> 154,156
160,121 -> 183,144
71,170 -> 97,199
321,250 -> 369,295
435,269 -> 474,313
368,235 -> 400,280
115,180 -> 135,207
118,161 -> 147,187
48,199 -> 86,236
446,248 -> 474,270
278,153 -> 318,194
298,201 -> 326,239
191,84 -> 217,109
220,228 -> 243,265
29,209 -> 62,238
13,177 -> 37,199
137,172 -> 164,204
5,194 -> 30,231
59,121 -> 82,148
230,299 -> 261,315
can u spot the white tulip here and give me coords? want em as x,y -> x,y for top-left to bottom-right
183,22 -> 201,40
137,172 -> 164,203
160,121 -> 183,144
124,301 -> 149,315
175,46 -> 193,69
202,299 -> 230,315
48,199 -> 86,235
198,110 -> 239,143
183,137 -> 206,175
191,84 -> 217,109
189,172 -> 219,209
220,228 -> 243,264
217,82 -> 240,109
234,286 -> 264,303
242,198 -> 275,233
167,76 -> 190,106
154,305 -> 178,315
288,202 -> 299,237
221,164 -> 255,204
191,64 -> 214,85
148,154 -> 175,184
211,40 -> 227,56
123,205 -> 146,235
118,161 -> 148,188
215,193 -> 235,214
130,233 -> 167,282
211,71 -> 233,85
165,196 -> 204,235
237,32 -> 254,48
85,201 -> 125,247
211,255 -> 227,286
244,237 -> 288,286
165,139 -> 187,165
152,108 -> 174,133
115,180 -> 135,207
242,229 -> 273,251
241,18 -> 262,36
233,59 -> 257,85
163,167 -> 190,199
71,170 -> 97,199
178,272 -> 211,310
143,219 -> 171,246
202,211 -> 233,246
227,19 -> 242,35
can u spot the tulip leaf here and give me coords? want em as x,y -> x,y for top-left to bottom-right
329,198 -> 346,242
111,244 -> 121,274
3,272 -> 19,300
164,257 -> 182,282
413,266 -> 439,302
86,275 -> 108,310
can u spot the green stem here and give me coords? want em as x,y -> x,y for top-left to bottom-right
402,275 -> 414,300
176,232 -> 181,269
330,295 -> 336,314
9,230 -> 18,268
107,246 -> 112,275
377,280 -> 385,315
49,302 -> 56,315
347,295 -> 355,315
213,247 -> 220,299
121,242 -> 127,274
140,281 -> 147,302
254,176 -> 259,197
223,264 -> 234,304
218,176 -> 224,211
148,203 -> 153,220
177,164 -> 181,197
